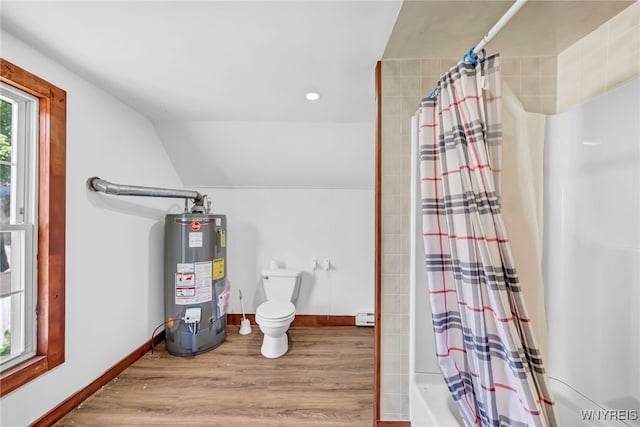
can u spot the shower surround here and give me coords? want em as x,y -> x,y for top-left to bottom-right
379,2 -> 640,421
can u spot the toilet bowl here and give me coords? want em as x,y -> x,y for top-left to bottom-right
255,300 -> 296,358
255,267 -> 301,358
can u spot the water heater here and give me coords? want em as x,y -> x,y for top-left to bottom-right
86,177 -> 228,357
164,213 -> 227,356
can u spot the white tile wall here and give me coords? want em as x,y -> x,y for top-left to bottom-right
557,2 -> 640,112
380,59 -> 410,420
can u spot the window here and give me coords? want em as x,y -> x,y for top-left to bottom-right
0,58 -> 66,396
0,83 -> 39,371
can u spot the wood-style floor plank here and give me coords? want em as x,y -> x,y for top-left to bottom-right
55,326 -> 374,427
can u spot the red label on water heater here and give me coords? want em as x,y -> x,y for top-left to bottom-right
175,218 -> 215,227
191,221 -> 201,231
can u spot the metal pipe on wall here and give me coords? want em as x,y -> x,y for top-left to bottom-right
87,176 -> 206,210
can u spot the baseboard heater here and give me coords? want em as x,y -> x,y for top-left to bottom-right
355,312 -> 374,327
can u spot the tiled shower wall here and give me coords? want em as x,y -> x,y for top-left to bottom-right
557,1 -> 639,112
379,3 -> 639,420
379,55 -> 556,419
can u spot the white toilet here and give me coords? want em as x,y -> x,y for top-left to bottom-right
255,268 -> 301,358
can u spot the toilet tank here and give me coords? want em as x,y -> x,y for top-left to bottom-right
262,269 -> 301,302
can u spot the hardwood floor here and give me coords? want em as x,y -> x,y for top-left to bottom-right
56,325 -> 374,426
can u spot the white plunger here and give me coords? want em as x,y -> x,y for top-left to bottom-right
238,290 -> 252,335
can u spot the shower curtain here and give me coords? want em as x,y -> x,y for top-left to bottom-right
418,55 -> 558,426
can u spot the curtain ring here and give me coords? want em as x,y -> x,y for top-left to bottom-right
464,47 -> 487,65
477,48 -> 487,63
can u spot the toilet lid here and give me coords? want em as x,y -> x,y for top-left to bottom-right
256,301 -> 295,320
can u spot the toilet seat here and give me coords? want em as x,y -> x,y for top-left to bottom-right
256,301 -> 295,324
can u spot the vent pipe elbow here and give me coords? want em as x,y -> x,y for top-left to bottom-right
87,176 -> 208,212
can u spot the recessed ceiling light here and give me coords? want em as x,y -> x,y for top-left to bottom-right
305,92 -> 320,101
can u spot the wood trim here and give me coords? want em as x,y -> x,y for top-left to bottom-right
0,58 -> 66,397
376,421 -> 411,427
227,313 -> 356,327
30,332 -> 166,427
0,356 -> 48,394
374,60 -> 383,424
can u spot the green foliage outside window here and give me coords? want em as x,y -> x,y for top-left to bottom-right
0,100 -> 12,185
0,330 -> 10,357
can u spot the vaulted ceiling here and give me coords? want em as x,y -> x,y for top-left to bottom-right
1,1 -> 402,123
3,1 -> 631,124
1,1 -> 634,188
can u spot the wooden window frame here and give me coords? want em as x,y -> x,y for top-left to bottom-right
0,58 -> 66,397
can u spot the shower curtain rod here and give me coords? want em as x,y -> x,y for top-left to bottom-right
428,0 -> 528,98
469,0 -> 528,60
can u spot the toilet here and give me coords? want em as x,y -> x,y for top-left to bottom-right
255,268 -> 301,358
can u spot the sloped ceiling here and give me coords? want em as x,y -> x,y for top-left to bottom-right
1,1 -> 402,123
1,1 -> 401,188
1,1 -> 634,188
155,120 -> 374,188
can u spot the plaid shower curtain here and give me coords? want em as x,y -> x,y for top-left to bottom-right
418,55 -> 558,427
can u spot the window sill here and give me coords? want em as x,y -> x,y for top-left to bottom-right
0,355 -> 48,396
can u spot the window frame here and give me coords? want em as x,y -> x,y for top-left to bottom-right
0,58 -> 66,397
1,84 -> 39,370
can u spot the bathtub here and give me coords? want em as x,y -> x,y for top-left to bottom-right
408,80 -> 640,427
410,373 -> 635,427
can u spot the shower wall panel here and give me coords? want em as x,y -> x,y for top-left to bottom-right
544,78 -> 640,410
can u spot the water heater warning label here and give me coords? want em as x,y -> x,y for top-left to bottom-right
189,232 -> 203,248
177,263 -> 194,273
213,258 -> 225,280
175,261 -> 213,305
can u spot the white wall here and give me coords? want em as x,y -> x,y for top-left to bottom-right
0,31 -> 184,426
155,121 -> 374,188
544,78 -> 640,409
154,120 -> 377,317
198,187 -> 374,316
1,29 -> 377,425
155,119 -> 376,317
